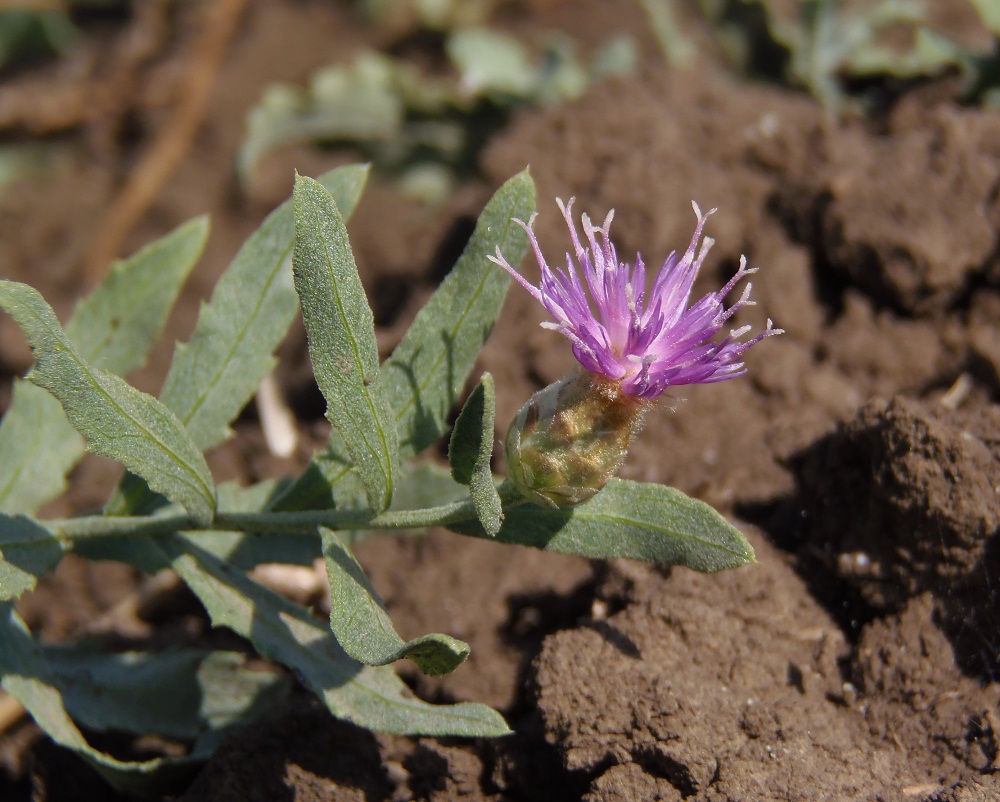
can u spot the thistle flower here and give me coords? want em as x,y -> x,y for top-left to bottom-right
491,198 -> 781,508
489,198 -> 781,399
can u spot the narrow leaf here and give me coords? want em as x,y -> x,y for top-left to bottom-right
0,603 -> 202,793
449,478 -> 756,572
0,281 -> 215,525
292,173 -> 398,512
273,169 -> 535,512
67,216 -> 210,373
161,166 -> 369,452
0,382 -> 82,515
322,528 -> 469,676
0,218 -> 207,515
0,514 -> 61,600
449,373 -> 502,535
156,534 -> 508,736
380,169 -> 534,458
105,165 -> 370,519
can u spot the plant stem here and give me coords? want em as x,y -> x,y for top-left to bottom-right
50,480 -> 524,546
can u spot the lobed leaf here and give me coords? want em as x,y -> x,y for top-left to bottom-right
449,373 -> 502,535
322,528 -> 470,675
273,169 -> 535,512
0,514 -> 61,600
0,281 -> 216,525
0,217 -> 207,515
449,478 -> 756,572
156,534 -> 508,736
292,173 -> 399,513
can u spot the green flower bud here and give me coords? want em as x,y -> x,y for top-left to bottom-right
504,368 -> 651,508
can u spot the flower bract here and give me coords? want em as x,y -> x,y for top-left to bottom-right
489,198 -> 781,399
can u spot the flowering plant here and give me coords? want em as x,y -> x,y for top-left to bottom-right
0,167 -> 774,793
492,198 -> 780,507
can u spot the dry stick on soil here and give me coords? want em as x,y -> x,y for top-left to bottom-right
83,0 -> 248,284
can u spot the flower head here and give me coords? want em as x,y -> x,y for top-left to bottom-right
489,199 -> 781,400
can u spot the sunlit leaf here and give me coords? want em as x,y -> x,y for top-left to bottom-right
0,281 -> 215,525
449,373 -> 501,535
0,217 -> 208,515
273,169 -> 534,512
292,174 -> 399,513
156,534 -> 509,736
450,478 -> 755,572
322,528 -> 469,675
106,166 -> 368,518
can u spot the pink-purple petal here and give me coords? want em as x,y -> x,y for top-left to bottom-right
493,198 -> 781,398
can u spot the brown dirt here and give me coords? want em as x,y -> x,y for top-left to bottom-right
2,2 -> 999,801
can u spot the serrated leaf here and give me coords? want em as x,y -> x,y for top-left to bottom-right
45,646 -> 289,742
449,373 -> 501,535
273,169 -> 535,512
292,173 -> 399,513
322,528 -> 469,676
156,534 -> 508,736
0,602 -> 202,793
0,218 -> 207,515
160,166 -> 369,452
0,281 -> 215,525
0,514 -> 61,600
449,478 -> 755,572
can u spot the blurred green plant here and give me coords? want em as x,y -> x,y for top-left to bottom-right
238,28 -> 636,203
693,0 -> 1000,110
0,165 -> 755,794
0,9 -> 76,74
0,2 -> 129,75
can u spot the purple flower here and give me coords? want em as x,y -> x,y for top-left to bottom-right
489,198 -> 781,399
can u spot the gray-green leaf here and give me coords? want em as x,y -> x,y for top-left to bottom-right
0,514 -> 61,600
105,166 -> 368,520
449,373 -> 502,535
0,281 -> 216,525
273,169 -> 534,512
322,528 -> 469,676
0,602 -> 201,793
67,216 -> 210,373
156,534 -> 508,736
45,646 -> 289,743
292,173 -> 399,513
450,478 -> 756,572
0,217 -> 207,515
380,168 -> 533,459
161,166 -> 369,452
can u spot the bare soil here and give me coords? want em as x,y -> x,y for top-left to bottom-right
1,2 -> 999,801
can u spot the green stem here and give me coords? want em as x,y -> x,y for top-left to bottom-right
50,480 -> 524,546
